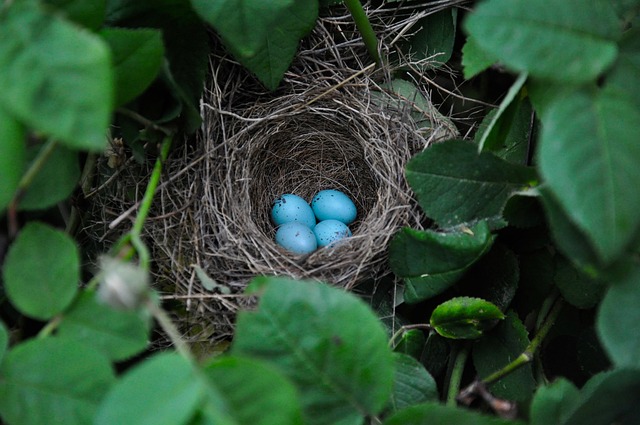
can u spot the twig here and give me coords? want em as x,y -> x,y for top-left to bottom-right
301,63 -> 376,109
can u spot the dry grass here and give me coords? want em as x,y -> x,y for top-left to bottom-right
83,2 -> 463,343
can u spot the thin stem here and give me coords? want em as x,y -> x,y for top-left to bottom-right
343,0 -> 381,66
145,298 -> 195,364
481,296 -> 564,386
388,323 -> 433,349
8,139 -> 58,236
131,234 -> 151,271
15,139 -> 58,196
132,136 -> 172,237
37,315 -> 62,338
447,343 -> 470,406
111,136 -> 172,268
85,270 -> 103,291
525,110 -> 537,166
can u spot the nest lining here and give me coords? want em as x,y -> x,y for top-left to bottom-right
202,92 -> 424,289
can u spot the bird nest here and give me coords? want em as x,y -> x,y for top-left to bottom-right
83,3 -> 461,343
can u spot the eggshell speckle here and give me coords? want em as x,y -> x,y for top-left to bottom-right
271,194 -> 316,229
311,189 -> 357,225
313,219 -> 352,247
275,222 -> 318,254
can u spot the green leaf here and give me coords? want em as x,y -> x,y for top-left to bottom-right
532,370 -> 640,425
530,378 -> 580,425
538,87 -> 640,264
0,337 -> 115,425
406,140 -> 537,228
383,402 -> 525,425
393,329 -> 425,359
43,0 -> 107,30
0,106 -> 25,212
563,369 -> 640,425
2,222 -> 79,320
430,297 -> 505,340
495,98 -> 534,165
539,187 -> 601,273
464,0 -> 620,82
19,143 -> 80,211
420,331 -> 450,379
597,264 -> 640,369
606,28 -> 640,110
473,311 -> 536,401
400,8 -> 457,69
461,34 -> 497,79
0,321 -> 8,364
220,0 -> 318,90
477,73 -> 528,153
611,0 -> 640,24
232,277 -> 394,425
0,1 -> 112,151
388,353 -> 438,413
191,0 -> 293,57
554,258 -> 606,309
373,79 -> 458,139
193,264 -> 231,294
57,290 -> 150,361
105,0 -> 208,124
95,352 -> 205,425
203,356 -> 304,425
389,221 -> 495,303
156,62 -> 203,134
101,28 -> 165,106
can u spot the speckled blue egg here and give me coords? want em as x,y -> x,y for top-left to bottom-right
271,194 -> 316,229
275,222 -> 318,254
313,219 -> 352,248
311,189 -> 357,224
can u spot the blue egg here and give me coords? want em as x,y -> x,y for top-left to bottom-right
271,194 -> 316,229
275,222 -> 318,254
313,219 -> 352,248
311,189 -> 357,224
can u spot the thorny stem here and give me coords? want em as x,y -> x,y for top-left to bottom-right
344,0 -> 381,66
447,343 -> 470,406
